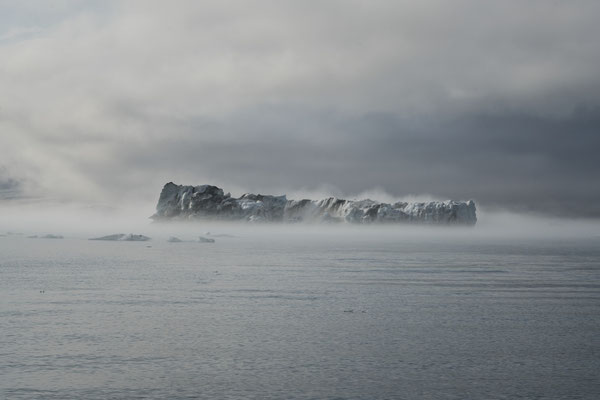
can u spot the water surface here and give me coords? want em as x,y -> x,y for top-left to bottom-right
1,230 -> 599,399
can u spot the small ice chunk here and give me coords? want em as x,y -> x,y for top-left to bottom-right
90,233 -> 151,241
28,234 -> 63,239
41,234 -> 63,239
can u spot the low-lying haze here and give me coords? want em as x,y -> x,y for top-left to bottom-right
1,200 -> 598,243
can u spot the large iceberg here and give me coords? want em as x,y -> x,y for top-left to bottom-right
151,182 -> 477,225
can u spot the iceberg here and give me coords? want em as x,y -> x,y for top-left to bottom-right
151,182 -> 477,225
90,233 -> 151,241
206,232 -> 235,238
27,234 -> 64,239
42,234 -> 64,239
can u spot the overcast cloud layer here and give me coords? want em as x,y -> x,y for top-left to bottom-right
1,0 -> 599,216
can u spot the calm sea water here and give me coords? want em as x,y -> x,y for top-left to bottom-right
1,229 -> 600,399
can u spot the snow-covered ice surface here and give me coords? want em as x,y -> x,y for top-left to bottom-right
152,182 -> 477,225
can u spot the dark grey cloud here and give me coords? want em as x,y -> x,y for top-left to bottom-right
74,105 -> 596,217
0,1 -> 599,216
0,167 -> 23,200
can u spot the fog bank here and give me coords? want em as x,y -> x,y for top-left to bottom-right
1,201 -> 598,242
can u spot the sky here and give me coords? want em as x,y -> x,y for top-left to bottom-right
1,0 -> 599,217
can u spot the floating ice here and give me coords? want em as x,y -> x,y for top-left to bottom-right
152,182 -> 477,225
90,233 -> 151,241
27,234 -> 64,239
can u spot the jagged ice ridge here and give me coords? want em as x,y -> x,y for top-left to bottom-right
151,182 -> 477,225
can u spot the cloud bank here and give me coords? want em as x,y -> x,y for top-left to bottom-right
1,0 -> 599,216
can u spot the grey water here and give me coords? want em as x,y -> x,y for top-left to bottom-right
1,228 -> 600,399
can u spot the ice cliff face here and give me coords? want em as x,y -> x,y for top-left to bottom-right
152,182 -> 477,225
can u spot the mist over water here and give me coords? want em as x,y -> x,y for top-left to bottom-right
2,202 -> 600,399
1,200 -> 599,240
